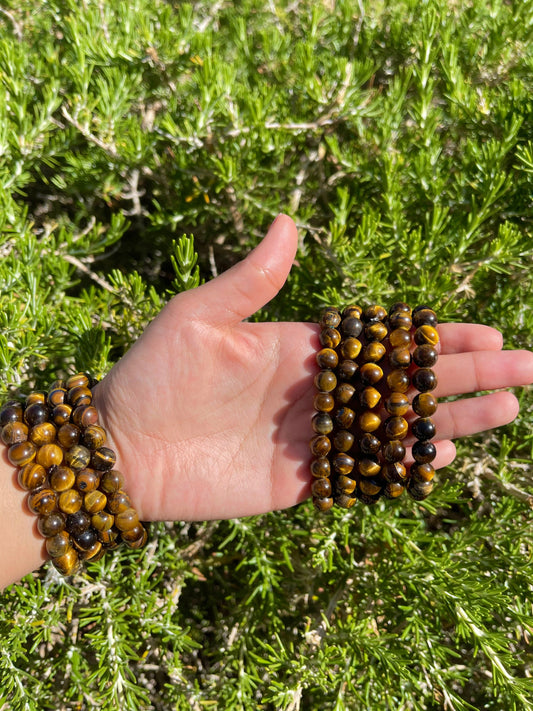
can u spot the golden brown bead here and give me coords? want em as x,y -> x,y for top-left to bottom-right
115,507 -> 140,532
385,393 -> 410,417
66,373 -> 90,390
51,404 -> 72,426
340,316 -> 363,337
81,425 -> 107,450
358,457 -> 381,478
414,325 -> 439,346
412,368 -> 438,392
312,413 -> 333,435
310,457 -> 330,478
47,388 -> 67,407
410,462 -> 436,483
413,344 -> 438,368
57,423 -> 81,449
36,443 -> 63,468
1,421 -> 29,445
29,422 -> 56,446
386,370 -> 410,393
408,479 -> 434,501
65,444 -> 91,470
339,337 -> 362,360
335,406 -> 355,429
388,328 -> 411,348
58,489 -> 83,514
358,478 -> 382,496
313,392 -> 335,413
412,393 -> 438,417
52,547 -> 80,575
124,528 -> 148,549
98,528 -> 120,547
389,348 -> 411,369
336,475 -> 356,494
332,430 -> 354,453
383,416 -> 408,440
0,402 -> 23,427
319,327 -> 341,349
362,304 -> 387,322
382,461 -> 407,483
337,359 -> 358,380
362,342 -> 386,363
412,307 -> 438,328
8,440 -> 36,467
310,435 -> 331,457
335,383 -> 355,404
106,490 -> 132,514
84,490 -> 107,514
313,496 -> 334,512
316,348 -> 338,369
17,462 -> 47,490
68,386 -> 92,408
65,509 -> 91,536
26,392 -> 45,407
49,379 -> 66,391
24,402 -> 48,427
359,386 -> 381,409
335,493 -> 357,509
311,477 -> 332,498
91,447 -> 116,471
50,466 -> 76,492
364,322 -> 388,341
79,540 -> 104,561
320,308 -> 341,329
333,453 -> 355,475
75,468 -> 100,492
383,482 -> 405,499
46,530 -> 72,558
389,301 -> 411,315
383,440 -> 406,463
72,405 -> 99,428
388,312 -> 412,330
360,363 -> 383,385
359,432 -> 381,454
91,510 -> 114,532
28,488 -> 57,515
359,411 -> 381,433
314,370 -> 337,392
342,305 -> 362,319
37,512 -> 66,538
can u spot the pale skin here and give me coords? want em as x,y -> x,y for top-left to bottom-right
2,215 -> 533,589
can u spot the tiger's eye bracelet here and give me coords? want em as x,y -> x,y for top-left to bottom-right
311,303 -> 440,512
0,373 -> 147,575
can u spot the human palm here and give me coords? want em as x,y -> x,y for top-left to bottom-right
93,216 -> 533,522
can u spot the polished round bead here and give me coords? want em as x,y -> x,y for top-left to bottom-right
389,348 -> 411,369
410,462 -> 436,483
115,507 -> 140,532
335,382 -> 355,404
46,530 -> 72,558
335,406 -> 355,429
414,325 -> 439,347
65,444 -> 91,470
66,373 -> 90,390
362,342 -> 386,363
412,440 -> 437,464
384,416 -> 408,440
411,417 -> 436,441
38,512 -> 66,538
28,488 -> 57,515
36,443 -> 63,468
52,547 -> 80,575
8,441 -> 36,467
336,475 -> 356,494
382,461 -> 407,483
359,432 -> 381,454
90,446 -> 115,471
339,337 -> 362,360
337,359 -> 358,380
310,435 -> 331,457
0,402 -> 23,427
1,421 -> 29,445
388,328 -> 411,348
364,322 -> 388,342
385,393 -> 410,417
65,510 -> 91,536
58,489 -> 83,514
359,387 -> 381,409
319,327 -> 341,349
310,457 -> 330,478
76,468 -> 100,492
18,463 -> 47,490
333,453 -> 355,475
333,430 -> 354,453
412,368 -> 438,393
106,490 -> 132,514
49,379 -> 66,391
50,466 -> 76,492
383,440 -> 406,463
82,425 -> 107,450
320,308 -> 341,329
29,422 -> 56,446
313,392 -> 335,413
91,510 -> 114,532
413,344 -> 438,368
359,411 -> 381,432
312,412 -> 333,435
98,527 -> 120,547
84,490 -> 107,514
26,392 -> 45,406
57,423 -> 81,449
383,482 -> 405,499
311,477 -> 332,498
79,540 -> 104,561
386,370 -> 410,393
313,496 -> 334,512
316,348 -> 338,369
340,316 -> 363,338
413,308 -> 438,328
335,493 -> 357,509
51,403 -> 72,426
388,312 -> 412,330
362,304 -> 387,322
68,386 -> 92,407
123,526 -> 148,549
358,457 -> 381,478
72,405 -> 99,428
360,363 -> 383,385
73,527 -> 98,550
47,388 -> 67,407
314,370 -> 337,392
389,301 -> 411,315
342,305 -> 362,319
408,479 -> 434,501
359,478 -> 382,496
24,402 -> 49,427
412,392 -> 438,417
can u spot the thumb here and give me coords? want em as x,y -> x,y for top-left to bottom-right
187,214 -> 298,325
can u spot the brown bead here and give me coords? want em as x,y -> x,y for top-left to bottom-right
313,496 -> 334,512
57,423 -> 81,449
333,407 -> 354,430
36,443 -> 64,468
26,392 -> 45,407
18,462 -> 47,490
383,482 -> 405,499
411,417 -> 436,441
364,322 -> 388,342
410,463 -> 436,483
98,528 -> 120,547
115,507 -> 140,532
28,488 -> 57,515
65,509 -> 91,536
58,489 -> 83,514
76,468 -> 100,492
338,359 -> 358,380
311,477 -> 332,498
1,421 -> 29,445
359,387 -> 381,409
320,308 -> 341,329
29,422 -> 56,446
358,478 -> 382,496
47,388 -> 67,407
342,305 -> 362,319
408,479 -> 434,501
124,527 -> 148,549
336,475 -> 356,494
414,325 -> 439,347
72,405 -> 99,428
79,540 -> 104,561
335,382 -> 355,404
51,404 -> 73,426
388,312 -> 412,330
388,328 -> 411,348
68,386 -> 92,407
38,512 -> 66,538
52,547 -> 80,575
359,411 -> 381,433
0,402 -> 23,427
333,453 -> 355,475
8,441 -> 36,467
413,344 -> 438,368
332,430 -> 354,453
339,337 -> 362,360
91,510 -> 114,532
319,327 -> 341,349
384,416 -> 408,440
412,368 -> 438,393
335,493 -> 357,508
360,363 -> 383,385
386,370 -> 410,393
312,412 -> 333,435
362,342 -> 386,363
46,530 -> 72,558
310,457 -> 330,478
314,370 -> 337,392
82,425 -> 107,450
72,527 -> 98,551
24,402 -> 49,427
383,440 -> 406,463
385,393 -> 410,417
340,316 -> 363,337
310,435 -> 331,457
412,440 -> 437,464
313,392 -> 335,413
389,348 -> 411,369
359,432 -> 381,454
84,490 -> 107,514
412,308 -> 438,328
65,444 -> 91,470
316,348 -> 338,369
358,457 -> 381,478
382,461 -> 407,483
50,466 -> 76,492
362,304 -> 387,322
412,392 -> 438,417
389,301 -> 411,315
49,379 -> 66,391
106,490 -> 132,514
66,373 -> 90,390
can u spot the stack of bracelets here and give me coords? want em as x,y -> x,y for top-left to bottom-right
0,373 -> 147,575
310,302 -> 439,511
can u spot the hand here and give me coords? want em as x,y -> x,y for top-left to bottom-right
93,215 -> 533,522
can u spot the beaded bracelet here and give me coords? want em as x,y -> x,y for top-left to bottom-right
0,373 -> 147,575
310,303 -> 439,512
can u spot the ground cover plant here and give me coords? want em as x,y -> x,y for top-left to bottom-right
0,0 -> 532,709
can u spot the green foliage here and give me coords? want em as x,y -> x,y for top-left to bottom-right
0,0 -> 532,709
